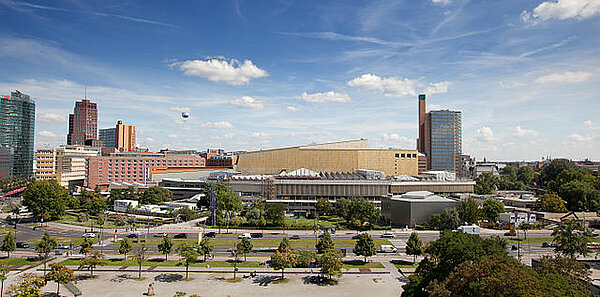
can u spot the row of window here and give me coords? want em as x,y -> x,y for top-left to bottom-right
395,153 -> 418,158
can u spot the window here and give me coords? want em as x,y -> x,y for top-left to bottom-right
401,154 -> 405,158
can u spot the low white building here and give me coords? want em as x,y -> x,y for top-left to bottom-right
499,211 -> 536,227
113,200 -> 138,213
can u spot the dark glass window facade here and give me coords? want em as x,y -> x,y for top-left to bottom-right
0,91 -> 35,177
428,110 -> 461,172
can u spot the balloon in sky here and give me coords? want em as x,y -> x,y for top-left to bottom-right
181,112 -> 190,119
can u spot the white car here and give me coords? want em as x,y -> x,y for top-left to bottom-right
238,233 -> 251,239
82,233 -> 96,238
378,245 -> 397,253
57,243 -> 69,249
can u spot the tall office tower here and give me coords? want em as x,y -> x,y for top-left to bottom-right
99,127 -> 116,148
417,94 -> 462,173
67,99 -> 98,145
116,120 -> 136,152
0,91 -> 35,178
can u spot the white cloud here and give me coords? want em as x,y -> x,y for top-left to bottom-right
168,107 -> 191,113
426,81 -> 453,94
381,133 -> 415,148
427,103 -> 442,110
173,58 -> 267,86
286,106 -> 300,112
167,134 -> 178,139
37,113 -> 66,124
534,71 -> 593,83
201,121 -> 234,129
521,0 -> 600,23
146,137 -> 155,142
299,91 -> 351,103
347,74 -> 451,98
499,81 -> 526,89
252,132 -> 268,138
513,126 -> 539,138
229,96 -> 264,110
38,130 -> 57,137
569,133 -> 593,142
210,133 -> 235,140
584,120 -> 599,130
476,127 -> 495,142
432,0 -> 452,5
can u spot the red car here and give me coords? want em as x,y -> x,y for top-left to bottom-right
289,235 -> 301,239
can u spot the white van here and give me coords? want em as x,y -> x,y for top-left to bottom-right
238,233 -> 251,239
378,245 -> 397,253
458,225 -> 481,235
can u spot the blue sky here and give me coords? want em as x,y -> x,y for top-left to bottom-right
0,0 -> 599,161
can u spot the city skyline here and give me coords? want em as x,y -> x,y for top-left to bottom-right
0,0 -> 598,160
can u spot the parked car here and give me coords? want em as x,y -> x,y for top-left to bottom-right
57,243 -> 69,250
238,233 -> 251,239
82,233 -> 96,238
290,235 -> 301,239
173,233 -> 188,239
378,245 -> 397,253
154,233 -> 167,238
381,233 -> 395,238
351,234 -> 362,240
126,233 -> 139,239
542,242 -> 558,248
16,242 -> 30,248
204,232 -> 216,238
250,233 -> 263,238
585,232 -> 599,237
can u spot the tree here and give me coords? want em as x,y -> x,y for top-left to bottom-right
237,238 -> 253,261
177,243 -> 198,279
344,198 -> 381,227
45,263 -> 75,296
0,265 -> 8,297
197,238 -> 213,261
353,233 -> 376,263
79,252 -> 105,277
133,246 -> 147,279
456,198 -> 480,225
552,219 -> 588,258
296,250 -> 316,268
278,237 -> 291,252
265,202 -> 286,226
270,246 -> 297,279
200,183 -> 229,208
244,205 -> 266,227
517,166 -> 535,185
474,172 -> 497,195
316,232 -> 335,254
80,237 -> 93,255
1,232 -> 16,258
429,208 -> 461,230
406,232 -> 423,263
318,249 -> 344,280
559,180 -> 600,211
536,255 -> 591,291
36,232 -> 57,276
22,179 -> 68,220
8,273 -> 46,297
335,198 -> 350,218
119,238 -> 132,260
78,190 -> 108,215
315,198 -> 333,216
540,159 -> 576,187
428,256 -> 587,297
482,199 -> 505,222
158,236 -> 173,260
539,193 -> 568,212
108,186 -> 139,206
171,207 -> 196,222
220,192 -> 242,232
140,186 -> 173,205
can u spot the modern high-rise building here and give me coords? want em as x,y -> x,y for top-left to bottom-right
417,94 -> 462,173
67,99 -> 98,146
0,91 -> 35,178
99,121 -> 136,151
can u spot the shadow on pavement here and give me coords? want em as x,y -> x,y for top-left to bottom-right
302,275 -> 338,286
154,273 -> 183,283
252,275 -> 279,286
110,273 -> 134,282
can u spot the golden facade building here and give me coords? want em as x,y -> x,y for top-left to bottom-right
236,139 -> 418,176
116,121 -> 136,152
35,148 -> 57,180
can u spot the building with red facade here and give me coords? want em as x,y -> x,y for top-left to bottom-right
67,99 -> 100,146
87,152 -> 205,189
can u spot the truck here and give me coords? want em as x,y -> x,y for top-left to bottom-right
458,225 -> 481,235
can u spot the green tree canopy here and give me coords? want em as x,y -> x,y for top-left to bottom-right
177,243 -> 199,279
132,246 -> 147,279
36,232 -> 57,276
197,238 -> 213,261
45,263 -> 75,297
318,249 -> 345,280
140,186 -> 173,205
335,198 -> 350,218
270,246 -> 297,279
78,252 -> 105,277
474,173 -> 497,195
278,237 -> 291,252
119,238 -> 132,260
316,232 -> 335,254
353,233 -> 377,263
295,250 -> 316,268
406,232 -> 423,263
265,203 -> 286,226
552,219 -> 588,259
315,198 -> 333,216
428,208 -> 461,230
237,238 -> 253,261
1,232 -> 16,258
344,198 -> 381,227
22,180 -> 68,220
158,236 -> 173,260
482,199 -> 505,221
539,193 -> 568,212
457,198 -> 480,225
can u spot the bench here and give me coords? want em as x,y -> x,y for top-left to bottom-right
65,282 -> 82,296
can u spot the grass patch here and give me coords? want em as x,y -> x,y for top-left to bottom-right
224,277 -> 242,283
343,260 -> 384,268
391,260 -> 418,269
0,257 -> 41,266
285,217 -> 339,229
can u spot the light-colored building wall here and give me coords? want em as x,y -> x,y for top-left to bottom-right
35,148 -> 57,180
236,139 -> 418,176
116,122 -> 136,152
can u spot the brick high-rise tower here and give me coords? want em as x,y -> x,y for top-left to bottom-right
67,99 -> 98,146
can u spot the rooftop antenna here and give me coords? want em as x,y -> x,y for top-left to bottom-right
84,85 -> 87,100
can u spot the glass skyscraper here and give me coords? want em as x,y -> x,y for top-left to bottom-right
0,91 -> 35,178
428,110 -> 462,172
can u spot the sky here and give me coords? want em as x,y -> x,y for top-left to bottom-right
0,0 -> 599,161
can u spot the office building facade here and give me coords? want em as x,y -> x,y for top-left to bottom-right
0,91 -> 35,177
100,121 -> 136,151
417,94 -> 462,173
99,127 -> 116,149
67,99 -> 99,146
35,146 -> 100,188
35,148 -> 57,180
